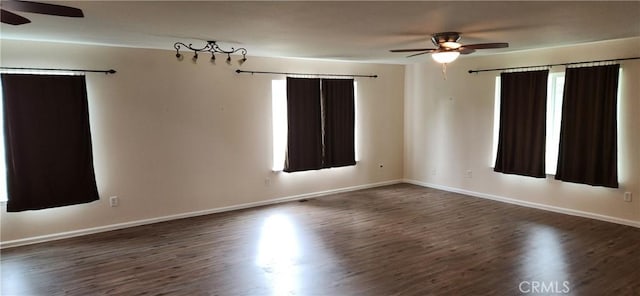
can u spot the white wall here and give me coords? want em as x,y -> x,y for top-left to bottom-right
404,37 -> 640,224
0,40 -> 405,243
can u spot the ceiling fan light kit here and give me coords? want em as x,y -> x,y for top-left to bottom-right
432,51 -> 460,64
442,41 -> 462,49
173,40 -> 248,65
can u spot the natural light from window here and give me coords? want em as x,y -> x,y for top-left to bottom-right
272,80 -> 358,172
255,213 -> 300,296
492,73 -> 565,175
272,80 -> 287,172
545,73 -> 565,175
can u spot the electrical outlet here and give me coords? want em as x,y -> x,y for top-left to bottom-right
264,178 -> 271,186
623,192 -> 632,202
109,196 -> 119,207
431,169 -> 437,176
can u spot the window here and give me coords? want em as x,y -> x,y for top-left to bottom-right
272,80 -> 287,172
272,79 -> 358,172
492,72 -> 564,175
0,82 -> 6,202
0,70 -> 81,203
555,65 -> 620,188
1,73 -> 99,211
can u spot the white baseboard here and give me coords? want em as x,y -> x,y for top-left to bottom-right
403,179 -> 640,228
0,179 -> 402,249
5,178 -> 636,249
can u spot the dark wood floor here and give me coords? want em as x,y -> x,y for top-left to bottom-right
2,184 -> 639,295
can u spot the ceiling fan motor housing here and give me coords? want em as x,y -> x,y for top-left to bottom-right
431,32 -> 461,46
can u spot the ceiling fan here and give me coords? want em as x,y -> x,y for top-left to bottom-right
1,0 -> 83,25
390,32 -> 508,63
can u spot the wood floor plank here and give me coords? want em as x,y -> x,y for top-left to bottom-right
2,184 -> 639,295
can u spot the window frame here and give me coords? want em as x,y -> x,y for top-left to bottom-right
492,72 -> 565,176
271,79 -> 358,173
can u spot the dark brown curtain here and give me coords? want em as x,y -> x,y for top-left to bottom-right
1,74 -> 99,211
322,79 -> 356,168
555,65 -> 619,188
284,77 -> 323,172
494,70 -> 548,178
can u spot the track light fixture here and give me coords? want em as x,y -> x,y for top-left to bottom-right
174,40 -> 247,65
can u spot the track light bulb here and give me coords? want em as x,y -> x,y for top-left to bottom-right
192,53 -> 198,61
226,54 -> 232,65
238,57 -> 247,66
175,53 -> 181,59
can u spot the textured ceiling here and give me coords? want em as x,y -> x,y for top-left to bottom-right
1,1 -> 639,64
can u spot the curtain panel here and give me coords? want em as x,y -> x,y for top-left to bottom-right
494,70 -> 549,178
322,79 -> 356,168
555,65 -> 619,188
1,74 -> 99,211
284,77 -> 323,172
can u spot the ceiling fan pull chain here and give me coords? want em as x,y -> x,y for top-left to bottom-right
442,63 -> 448,80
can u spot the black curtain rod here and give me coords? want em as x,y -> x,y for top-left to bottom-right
468,56 -> 640,74
236,69 -> 377,78
0,67 -> 116,74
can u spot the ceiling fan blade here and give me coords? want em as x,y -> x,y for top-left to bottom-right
462,42 -> 509,50
2,0 -> 83,17
407,51 -> 433,58
1,8 -> 30,25
459,48 -> 476,55
390,48 -> 437,53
